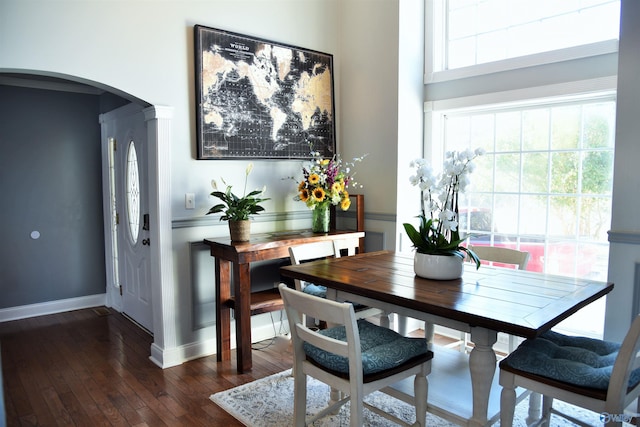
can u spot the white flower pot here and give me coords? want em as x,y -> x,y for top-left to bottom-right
414,253 -> 464,280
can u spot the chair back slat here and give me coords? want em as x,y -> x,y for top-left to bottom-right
606,314 -> 640,408
296,325 -> 351,358
333,237 -> 360,256
289,241 -> 339,292
289,240 -> 337,264
469,245 -> 530,270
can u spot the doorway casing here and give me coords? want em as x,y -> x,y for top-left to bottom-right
99,104 -> 177,368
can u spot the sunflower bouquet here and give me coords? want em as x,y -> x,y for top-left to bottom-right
294,151 -> 366,212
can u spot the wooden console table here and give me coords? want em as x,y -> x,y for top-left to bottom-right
203,230 -> 365,373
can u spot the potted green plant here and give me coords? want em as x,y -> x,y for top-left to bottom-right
403,149 -> 484,279
207,163 -> 269,241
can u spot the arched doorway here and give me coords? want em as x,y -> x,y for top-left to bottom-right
0,71 -> 176,367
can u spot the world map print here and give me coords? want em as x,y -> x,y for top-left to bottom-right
195,26 -> 336,159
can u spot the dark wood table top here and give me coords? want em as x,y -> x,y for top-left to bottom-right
280,250 -> 614,338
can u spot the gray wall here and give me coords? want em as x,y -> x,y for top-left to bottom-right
0,85 -> 116,308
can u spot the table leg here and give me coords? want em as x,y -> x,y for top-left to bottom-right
215,259 -> 231,362
468,327 -> 498,427
234,262 -> 252,373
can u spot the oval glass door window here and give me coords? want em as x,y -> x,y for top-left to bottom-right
126,140 -> 140,244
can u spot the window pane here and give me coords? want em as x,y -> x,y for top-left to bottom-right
493,194 -> 519,234
549,195 -> 578,237
445,115 -> 471,151
494,153 -> 520,193
442,96 -> 615,280
551,105 -> 581,150
522,152 -> 548,194
472,154 -> 494,192
584,103 -> 616,148
522,109 -> 549,150
580,196 -> 612,241
471,114 -> 495,150
581,151 -> 613,195
550,152 -> 578,193
444,0 -> 620,70
495,111 -> 521,151
519,195 -> 547,235
126,140 -> 140,244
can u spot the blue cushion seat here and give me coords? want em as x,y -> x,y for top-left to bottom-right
302,283 -> 327,298
500,330 -> 640,390
303,319 -> 431,379
302,284 -> 367,310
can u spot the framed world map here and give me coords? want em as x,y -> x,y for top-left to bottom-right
194,25 -> 336,160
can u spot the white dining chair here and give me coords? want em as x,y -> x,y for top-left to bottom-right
278,283 -> 433,426
499,315 -> 640,427
288,239 -> 389,328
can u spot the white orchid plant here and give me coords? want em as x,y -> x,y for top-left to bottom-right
403,148 -> 485,268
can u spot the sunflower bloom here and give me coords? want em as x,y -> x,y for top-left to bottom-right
298,181 -> 306,191
308,173 -> 320,185
331,182 -> 342,194
312,187 -> 326,202
341,197 -> 351,211
299,189 -> 310,201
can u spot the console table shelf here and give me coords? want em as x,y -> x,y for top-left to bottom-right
227,288 -> 284,316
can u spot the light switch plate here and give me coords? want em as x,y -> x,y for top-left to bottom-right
185,193 -> 195,209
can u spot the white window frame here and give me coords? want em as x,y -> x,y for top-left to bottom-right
423,0 -> 620,340
425,80 -> 617,340
425,0 -> 620,84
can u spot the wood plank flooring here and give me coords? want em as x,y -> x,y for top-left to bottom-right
0,307 -> 454,426
0,307 -> 293,426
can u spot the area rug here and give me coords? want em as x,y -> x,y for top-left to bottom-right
210,369 -> 611,426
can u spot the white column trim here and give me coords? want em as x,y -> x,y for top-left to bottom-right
143,105 -> 178,368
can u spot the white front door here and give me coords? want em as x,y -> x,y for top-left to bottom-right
102,104 -> 153,332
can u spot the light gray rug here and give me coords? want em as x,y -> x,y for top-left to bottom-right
210,369 -> 611,426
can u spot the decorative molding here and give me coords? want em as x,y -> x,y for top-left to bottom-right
172,210 -> 396,229
172,210 -> 309,229
608,230 -> 640,245
0,294 -> 106,323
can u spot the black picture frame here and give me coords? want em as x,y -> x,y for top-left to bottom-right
194,25 -> 336,160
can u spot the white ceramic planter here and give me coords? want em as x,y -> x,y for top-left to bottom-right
414,253 -> 464,280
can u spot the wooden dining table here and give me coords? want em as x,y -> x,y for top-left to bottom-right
279,250 -> 614,427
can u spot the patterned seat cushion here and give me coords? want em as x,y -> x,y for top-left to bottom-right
302,283 -> 327,298
303,319 -> 429,376
501,330 -> 640,390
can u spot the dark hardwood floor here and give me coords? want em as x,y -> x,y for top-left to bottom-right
0,307 -> 293,426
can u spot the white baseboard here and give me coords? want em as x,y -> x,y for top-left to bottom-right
149,319 -> 288,369
0,294 -> 106,322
